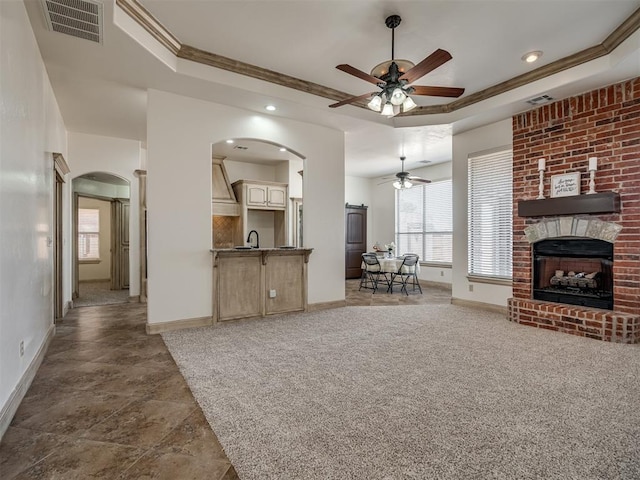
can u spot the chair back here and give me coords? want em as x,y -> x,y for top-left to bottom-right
398,254 -> 419,273
362,253 -> 381,271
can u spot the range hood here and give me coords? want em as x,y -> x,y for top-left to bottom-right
212,157 -> 240,216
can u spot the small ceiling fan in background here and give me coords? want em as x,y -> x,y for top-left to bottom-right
380,157 -> 431,190
330,14 -> 464,117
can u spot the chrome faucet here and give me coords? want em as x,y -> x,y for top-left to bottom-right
247,230 -> 259,249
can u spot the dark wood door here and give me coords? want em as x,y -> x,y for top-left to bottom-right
345,205 -> 367,279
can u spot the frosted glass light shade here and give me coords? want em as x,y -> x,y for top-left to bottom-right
367,95 -> 382,112
402,96 -> 417,112
381,102 -> 395,116
390,88 -> 406,106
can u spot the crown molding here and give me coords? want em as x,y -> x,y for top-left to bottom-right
116,0 -> 640,117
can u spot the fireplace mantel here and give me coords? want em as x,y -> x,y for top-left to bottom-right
518,192 -> 620,217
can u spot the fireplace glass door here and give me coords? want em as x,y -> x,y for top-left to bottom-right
533,238 -> 613,310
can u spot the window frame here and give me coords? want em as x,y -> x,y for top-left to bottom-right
467,146 -> 513,283
78,207 -> 101,263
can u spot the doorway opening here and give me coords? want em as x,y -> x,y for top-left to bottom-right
72,172 -> 131,307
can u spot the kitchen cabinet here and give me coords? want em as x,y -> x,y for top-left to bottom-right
237,181 -> 287,210
211,248 -> 313,322
232,180 -> 289,247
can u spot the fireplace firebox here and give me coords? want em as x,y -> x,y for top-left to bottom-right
533,238 -> 613,310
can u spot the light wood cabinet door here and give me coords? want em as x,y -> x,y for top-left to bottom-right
216,254 -> 262,321
267,186 -> 287,208
246,185 -> 268,207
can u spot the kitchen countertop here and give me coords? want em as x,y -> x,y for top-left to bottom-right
210,247 -> 313,253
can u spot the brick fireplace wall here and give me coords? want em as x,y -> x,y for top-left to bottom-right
509,77 -> 640,343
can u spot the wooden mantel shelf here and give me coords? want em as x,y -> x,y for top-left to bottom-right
518,192 -> 620,217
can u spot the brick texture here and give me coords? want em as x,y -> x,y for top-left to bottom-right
510,77 -> 640,343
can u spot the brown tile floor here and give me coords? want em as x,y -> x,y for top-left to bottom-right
346,277 -> 451,306
0,303 -> 238,480
1,280 -> 450,479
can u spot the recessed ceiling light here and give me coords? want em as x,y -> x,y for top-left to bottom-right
265,105 -> 277,111
522,51 -> 543,63
279,147 -> 287,152
225,139 -> 234,144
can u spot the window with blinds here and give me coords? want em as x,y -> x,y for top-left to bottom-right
468,148 -> 513,279
396,179 -> 452,263
78,208 -> 100,260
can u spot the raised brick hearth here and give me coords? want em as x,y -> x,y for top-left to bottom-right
509,77 -> 640,343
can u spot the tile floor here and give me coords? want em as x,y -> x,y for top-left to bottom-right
0,303 -> 238,480
1,280 -> 450,479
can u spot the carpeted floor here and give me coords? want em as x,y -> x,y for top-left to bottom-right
162,305 -> 640,480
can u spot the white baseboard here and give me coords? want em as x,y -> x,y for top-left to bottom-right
0,323 -> 55,440
146,316 -> 212,334
451,297 -> 508,316
307,300 -> 347,312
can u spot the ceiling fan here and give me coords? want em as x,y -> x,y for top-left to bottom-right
329,15 -> 464,116
380,157 -> 431,190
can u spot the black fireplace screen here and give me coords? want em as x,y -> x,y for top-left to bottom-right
533,238 -> 613,310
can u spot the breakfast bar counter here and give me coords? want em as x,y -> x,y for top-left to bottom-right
211,247 -> 313,323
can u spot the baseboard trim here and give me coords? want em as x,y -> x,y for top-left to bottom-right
146,316 -> 213,334
128,295 -> 140,303
0,323 -> 55,440
451,297 -> 508,316
420,280 -> 452,290
307,300 -> 347,312
78,278 -> 111,283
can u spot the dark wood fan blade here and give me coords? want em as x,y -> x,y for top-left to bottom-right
411,85 -> 465,98
399,49 -> 452,84
329,92 -> 376,108
408,177 -> 432,184
337,64 -> 386,86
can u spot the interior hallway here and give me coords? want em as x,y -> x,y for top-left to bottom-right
0,282 -> 449,478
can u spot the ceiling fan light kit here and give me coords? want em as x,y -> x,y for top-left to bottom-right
330,14 -> 464,117
381,156 -> 432,190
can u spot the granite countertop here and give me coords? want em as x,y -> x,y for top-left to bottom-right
210,247 -> 313,253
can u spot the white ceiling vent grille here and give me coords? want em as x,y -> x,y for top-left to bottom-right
526,94 -> 554,106
41,0 -> 103,44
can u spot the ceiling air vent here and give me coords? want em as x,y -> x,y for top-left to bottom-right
526,94 -> 554,106
233,145 -> 249,150
41,0 -> 103,44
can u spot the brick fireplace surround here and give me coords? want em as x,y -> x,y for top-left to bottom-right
508,77 -> 640,343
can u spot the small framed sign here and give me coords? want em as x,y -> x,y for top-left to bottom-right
551,172 -> 581,198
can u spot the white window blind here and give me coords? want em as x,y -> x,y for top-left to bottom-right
396,179 -> 452,263
78,208 -> 100,260
468,149 -> 513,279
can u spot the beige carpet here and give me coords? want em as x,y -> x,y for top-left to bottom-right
162,305 -> 640,480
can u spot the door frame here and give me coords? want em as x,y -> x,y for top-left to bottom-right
73,192 -> 116,298
53,153 -> 69,320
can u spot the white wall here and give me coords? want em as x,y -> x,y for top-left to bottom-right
78,197 -> 111,281
452,119 -> 513,306
225,160 -> 276,183
146,90 -> 344,326
0,0 -> 67,429
67,133 -> 142,297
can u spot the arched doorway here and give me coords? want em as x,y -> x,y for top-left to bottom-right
210,138 -> 305,249
72,172 -> 131,307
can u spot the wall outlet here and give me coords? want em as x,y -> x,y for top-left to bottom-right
19,340 -> 24,357
440,270 -> 444,277
269,289 -> 277,298
468,284 -> 474,292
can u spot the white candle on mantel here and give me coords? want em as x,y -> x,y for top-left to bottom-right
538,158 -> 546,171
589,157 -> 598,171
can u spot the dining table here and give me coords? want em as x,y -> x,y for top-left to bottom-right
361,254 -> 421,274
